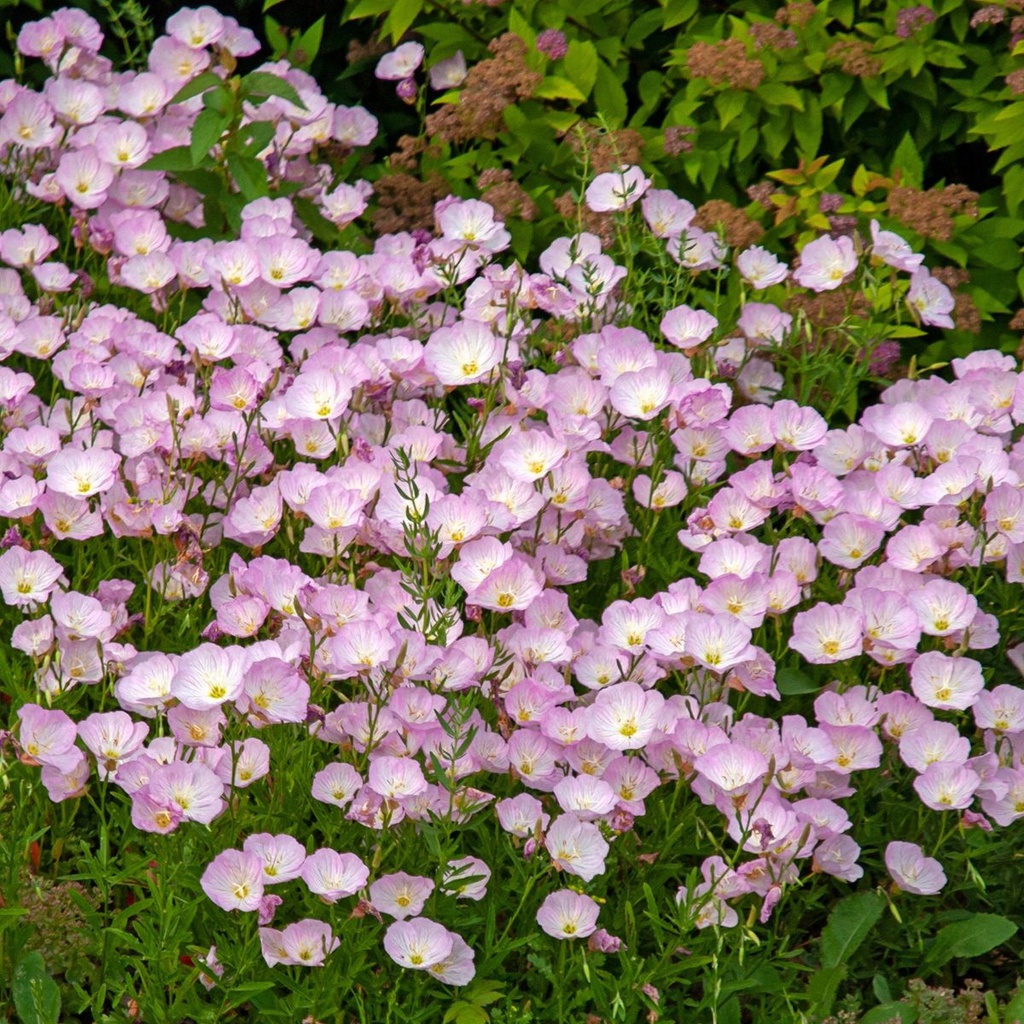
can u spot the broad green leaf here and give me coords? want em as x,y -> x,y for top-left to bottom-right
383,0 -> 424,44
348,0 -> 396,17
890,132 -> 923,187
241,71 -> 306,109
227,152 -> 270,202
594,61 -> 628,126
13,952 -> 60,1024
291,16 -> 325,69
714,90 -> 747,129
140,145 -> 195,172
861,1003 -> 914,1024
508,6 -> 536,48
663,0 -> 698,29
190,107 -> 231,165
806,965 -> 846,1017
776,667 -> 819,695
821,892 -> 886,968
535,77 -> 587,103
168,71 -> 222,105
758,82 -> 804,109
921,914 -> 1018,974
563,39 -> 599,97
793,95 -> 822,156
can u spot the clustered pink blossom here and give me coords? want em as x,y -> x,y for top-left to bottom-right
0,5 -> 1013,989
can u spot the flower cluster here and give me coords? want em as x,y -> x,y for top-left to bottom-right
2,8 -> 1015,1000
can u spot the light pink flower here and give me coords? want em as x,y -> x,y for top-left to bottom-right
537,889 -> 600,939
792,235 -> 857,291
383,918 -> 453,969
585,166 -> 650,213
201,849 -> 264,912
885,841 -> 946,895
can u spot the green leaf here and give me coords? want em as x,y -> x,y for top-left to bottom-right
291,16 -> 325,69
758,82 -> 804,110
890,132 -> 923,187
241,71 -> 305,109
793,95 -> 822,156
715,90 -> 747,129
594,61 -> 628,126
807,965 -> 846,1017
861,1003 -> 914,1024
508,6 -> 536,48
190,107 -> 232,165
348,0 -> 397,17
663,0 -> 698,29
563,39 -> 599,98
168,71 -> 223,105
535,77 -> 587,103
140,145 -> 196,172
921,914 -> 1018,974
227,152 -> 270,202
383,0 -> 424,44
821,892 -> 886,969
776,667 -> 819,695
13,952 -> 61,1024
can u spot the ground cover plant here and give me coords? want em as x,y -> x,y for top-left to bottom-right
1,5 -> 1024,1024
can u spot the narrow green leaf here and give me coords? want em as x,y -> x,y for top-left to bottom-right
292,16 -> 325,68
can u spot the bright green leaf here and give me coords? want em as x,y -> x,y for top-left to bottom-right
383,0 -> 424,44
563,39 -> 599,97
594,61 -> 628,126
140,146 -> 196,172
535,76 -> 587,103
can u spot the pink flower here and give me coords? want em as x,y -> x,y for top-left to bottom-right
536,889 -> 600,939
869,219 -> 924,272
54,147 -> 114,210
907,268 -> 955,328
545,812 -> 609,881
792,235 -> 857,291
243,833 -> 307,884
583,682 -> 666,751
789,604 -> 864,664
370,872 -> 435,919
437,199 -> 511,253
383,918 -> 453,969
17,703 -> 78,770
376,42 -> 425,81
201,849 -> 264,912
300,848 -> 369,902
0,547 -> 64,606
170,643 -> 248,709
885,841 -> 946,895
279,919 -> 339,966
442,857 -> 491,900
585,166 -> 651,213
736,246 -> 789,288
424,320 -> 502,385
45,446 -> 120,498
910,652 -> 985,711
913,762 -> 981,811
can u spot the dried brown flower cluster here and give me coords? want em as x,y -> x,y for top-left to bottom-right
425,34 -> 541,144
663,125 -> 697,156
346,36 -> 392,65
775,1 -> 816,27
693,199 -> 765,248
784,284 -> 871,343
931,267 -> 982,334
887,184 -> 979,241
826,39 -> 883,77
686,39 -> 765,91
477,169 -> 538,222
1007,67 -> 1024,93
750,23 -> 799,50
21,875 -> 100,976
371,172 -> 449,235
565,123 -> 645,175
